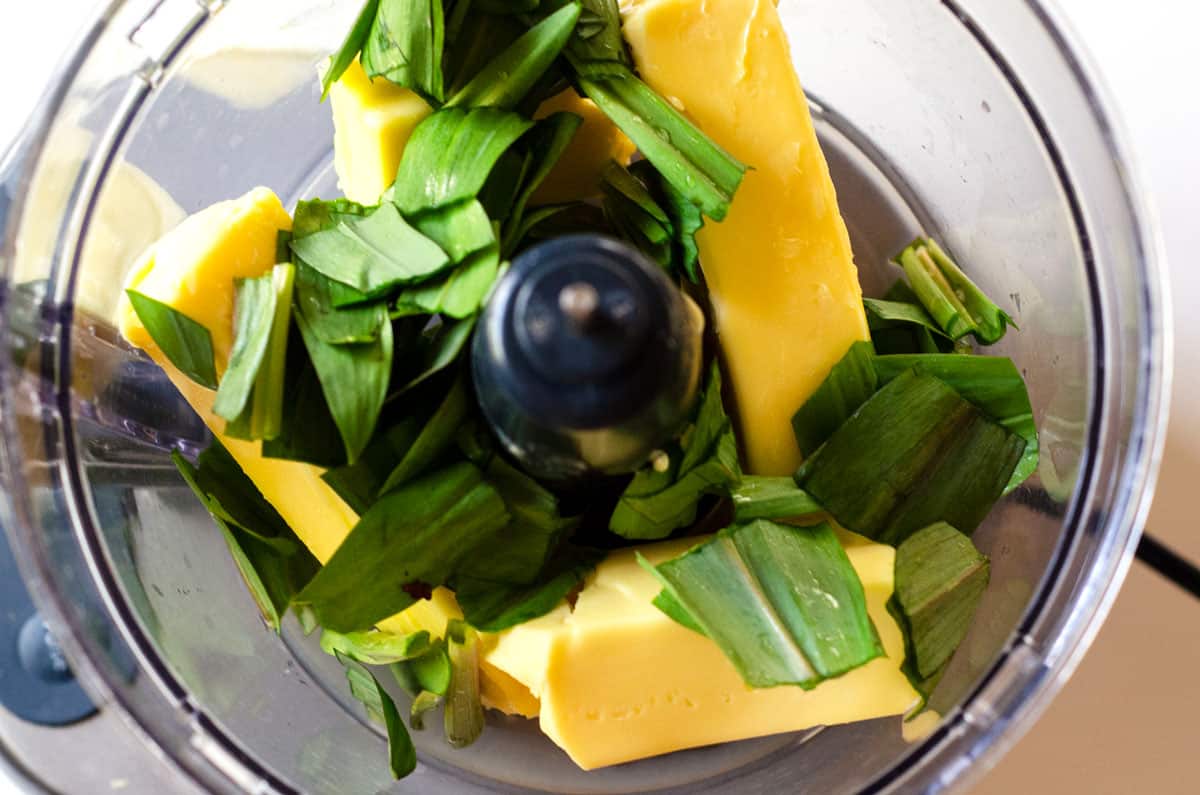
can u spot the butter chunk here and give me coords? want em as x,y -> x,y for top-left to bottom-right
532,88 -> 637,204
331,60 -> 432,204
537,538 -> 918,770
622,0 -> 871,475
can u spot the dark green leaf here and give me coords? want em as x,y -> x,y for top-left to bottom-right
295,307 -> 393,464
873,354 -> 1038,494
290,204 -> 451,296
447,3 -> 580,110
412,199 -> 495,263
379,375 -> 470,494
443,9 -> 524,98
393,108 -> 534,215
321,628 -> 433,665
321,0 -> 380,100
444,620 -> 485,748
261,329 -> 347,468
125,290 -> 217,389
578,68 -> 746,220
887,522 -> 989,713
213,274 -> 278,425
601,161 -> 674,269
790,340 -> 878,457
321,416 -> 423,513
547,0 -> 626,65
249,264 -> 297,440
795,370 -> 1025,546
173,443 -> 319,632
409,690 -> 442,730
292,198 -> 371,239
655,169 -> 705,283
501,113 -> 582,256
391,316 -> 477,395
294,262 -> 387,345
731,476 -> 824,523
361,0 -> 445,103
336,652 -> 417,779
641,520 -> 883,689
894,237 -> 1015,345
455,546 -> 602,632
293,462 -> 509,632
479,150 -> 531,224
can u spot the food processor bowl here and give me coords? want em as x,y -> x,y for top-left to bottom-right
0,0 -> 1169,792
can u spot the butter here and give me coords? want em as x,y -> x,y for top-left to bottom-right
621,0 -> 871,475
331,60 -> 432,204
535,538 -> 917,770
532,88 -> 637,204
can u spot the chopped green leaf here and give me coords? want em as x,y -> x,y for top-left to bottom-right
260,330 -> 347,468
410,642 -> 453,696
249,263 -> 297,440
444,620 -> 485,748
379,375 -> 470,494
443,8 -> 524,98
321,0 -> 380,100
393,108 -> 534,215
602,161 -> 674,269
293,462 -> 509,632
173,442 -> 319,632
292,198 -> 371,239
894,237 -> 1015,345
295,307 -> 392,464
125,290 -> 218,389
887,522 -> 989,712
578,68 -> 746,220
731,476 -> 824,523
795,370 -> 1026,546
213,273 -> 278,428
294,262 -> 387,345
640,520 -> 883,689
655,168 -> 705,283
790,340 -> 878,457
336,652 -> 417,780
651,589 -> 706,635
392,316 -> 477,396
864,297 -> 953,355
455,546 -> 602,632
361,0 -> 446,103
322,417 -> 424,513
392,248 -> 499,320
501,113 -> 583,256
447,3 -> 580,109
546,0 -> 627,66
412,199 -> 495,264
321,629 -> 433,665
409,690 -> 442,730
290,204 -> 451,296
873,354 -> 1038,494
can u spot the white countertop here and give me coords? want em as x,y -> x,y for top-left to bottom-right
1,1 -> 1197,793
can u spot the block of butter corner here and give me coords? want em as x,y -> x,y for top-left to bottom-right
621,0 -> 871,476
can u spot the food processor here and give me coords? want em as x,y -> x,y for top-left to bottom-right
0,0 -> 1169,792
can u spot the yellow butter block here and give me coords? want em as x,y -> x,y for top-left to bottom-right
536,538 -> 917,770
622,0 -> 871,475
532,88 -> 637,204
331,60 -> 433,204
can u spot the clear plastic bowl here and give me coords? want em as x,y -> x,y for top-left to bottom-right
0,0 -> 1169,792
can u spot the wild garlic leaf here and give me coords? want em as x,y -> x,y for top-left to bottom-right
125,290 -> 218,389
290,204 -> 451,296
378,375 -> 470,494
641,520 -> 883,689
321,629 -> 433,666
789,340 -> 878,457
294,262 -> 388,346
213,274 -> 278,427
501,112 -> 582,256
894,237 -> 1016,345
393,108 -> 534,215
731,476 -> 825,523
322,417 -> 424,514
887,521 -> 989,713
409,690 -> 442,730
795,369 -> 1025,546
320,0 -> 380,100
412,199 -> 495,263
872,354 -> 1038,494
455,546 -> 603,632
444,620 -> 485,748
391,316 -> 477,395
293,462 -> 509,632
447,3 -> 581,110
361,0 -> 446,103
336,652 -> 417,780
260,330 -> 348,468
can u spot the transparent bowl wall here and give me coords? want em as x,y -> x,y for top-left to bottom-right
0,0 -> 1168,793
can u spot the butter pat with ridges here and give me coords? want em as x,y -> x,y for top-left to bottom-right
331,60 -> 432,204
621,0 -> 870,475
537,538 -> 917,770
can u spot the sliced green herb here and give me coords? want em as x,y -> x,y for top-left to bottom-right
379,375 -> 470,494
412,199 -> 495,263
391,316 -> 477,395
290,204 -> 451,296
864,297 -> 953,355
655,168 -> 705,283
322,417 -> 424,513
790,340 -> 878,457
443,7 -> 524,97
294,262 -> 387,345
292,197 -> 371,239
409,690 -> 442,731
260,330 -> 347,468
651,589 -> 706,635
873,354 -> 1038,494
444,620 -> 485,748
361,0 -> 446,103
321,629 -> 433,665
731,476 -> 824,523
393,108 -> 534,215
213,273 -> 278,429
578,68 -> 746,220
320,0 -> 380,100
795,370 -> 1026,546
125,290 -> 218,389
293,462 -> 509,632
455,546 -> 603,632
173,442 -> 318,632
602,161 -> 674,269
336,652 -> 417,780
545,0 -> 627,66
501,113 -> 583,256
249,263 -> 296,440
894,237 -> 1015,345
641,520 -> 883,689
887,522 -> 989,713
447,3 -> 580,109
